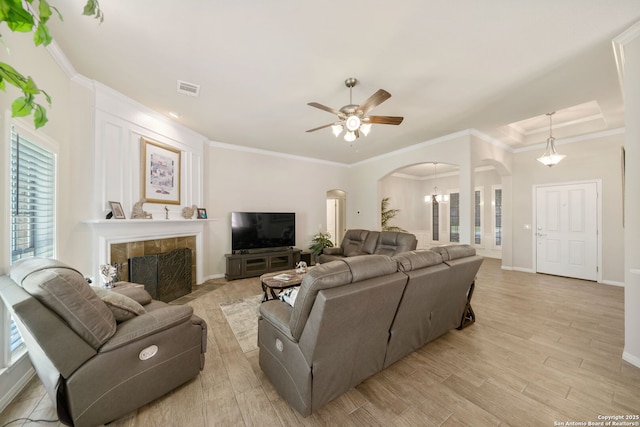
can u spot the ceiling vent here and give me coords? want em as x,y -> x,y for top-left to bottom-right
177,80 -> 200,97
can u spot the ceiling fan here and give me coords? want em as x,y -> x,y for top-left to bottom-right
306,78 -> 404,142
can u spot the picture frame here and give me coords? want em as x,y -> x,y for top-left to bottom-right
197,208 -> 207,219
141,137 -> 181,205
109,201 -> 126,219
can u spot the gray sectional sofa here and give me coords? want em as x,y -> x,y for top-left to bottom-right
318,229 -> 418,263
258,244 -> 482,416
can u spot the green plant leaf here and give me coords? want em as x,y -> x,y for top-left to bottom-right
38,0 -> 53,22
83,0 -> 103,23
33,21 -> 53,46
4,4 -> 35,32
11,96 -> 32,117
33,103 -> 48,128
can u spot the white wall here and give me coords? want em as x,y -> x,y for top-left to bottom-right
510,131 -> 625,284
615,21 -> 640,368
202,143 -> 349,277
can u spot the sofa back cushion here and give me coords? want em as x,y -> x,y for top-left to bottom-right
431,243 -> 476,261
374,232 -> 418,256
393,250 -> 442,271
340,229 -> 380,256
10,258 -> 116,349
289,255 -> 398,340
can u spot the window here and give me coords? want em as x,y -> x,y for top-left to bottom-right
493,186 -> 502,247
475,189 -> 482,245
449,192 -> 459,242
5,125 -> 56,360
432,200 -> 439,241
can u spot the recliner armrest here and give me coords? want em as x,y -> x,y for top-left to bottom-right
100,305 -> 196,352
259,300 -> 295,341
322,247 -> 343,256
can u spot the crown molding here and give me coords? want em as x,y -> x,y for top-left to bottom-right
205,139 -> 348,168
45,41 -> 93,89
612,20 -> 640,94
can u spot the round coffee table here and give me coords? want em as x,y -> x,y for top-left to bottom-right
260,269 -> 306,302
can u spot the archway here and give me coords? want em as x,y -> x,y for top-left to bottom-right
326,189 -> 346,245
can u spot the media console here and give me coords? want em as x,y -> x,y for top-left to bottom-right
225,248 -> 302,280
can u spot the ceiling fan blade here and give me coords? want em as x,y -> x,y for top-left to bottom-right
306,123 -> 335,132
307,102 -> 343,116
365,115 -> 404,125
357,89 -> 391,115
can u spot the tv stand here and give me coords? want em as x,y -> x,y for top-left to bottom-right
225,248 -> 301,280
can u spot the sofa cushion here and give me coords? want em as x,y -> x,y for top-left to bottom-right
112,285 -> 153,306
93,287 -> 146,322
374,231 -> 418,256
432,244 -> 476,261
10,258 -> 116,349
393,250 -> 443,272
342,254 -> 399,282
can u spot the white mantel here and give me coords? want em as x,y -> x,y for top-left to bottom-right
84,218 -> 214,284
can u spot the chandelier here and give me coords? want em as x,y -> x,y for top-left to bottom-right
537,112 -> 566,167
424,162 -> 448,203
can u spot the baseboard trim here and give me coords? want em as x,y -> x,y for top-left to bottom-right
599,279 -> 625,287
623,350 -> 640,369
0,355 -> 35,413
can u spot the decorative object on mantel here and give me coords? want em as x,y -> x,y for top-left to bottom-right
108,201 -> 126,219
164,206 -> 170,220
132,198 -> 153,219
99,264 -> 117,289
141,137 -> 181,205
197,208 -> 207,219
182,204 -> 198,219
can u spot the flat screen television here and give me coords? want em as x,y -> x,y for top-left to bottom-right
231,212 -> 295,252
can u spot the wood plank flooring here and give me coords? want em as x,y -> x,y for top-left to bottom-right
2,257 -> 639,426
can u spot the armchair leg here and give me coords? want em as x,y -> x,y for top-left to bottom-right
457,281 -> 476,330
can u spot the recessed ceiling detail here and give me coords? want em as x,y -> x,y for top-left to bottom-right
501,101 -> 606,147
177,80 -> 200,97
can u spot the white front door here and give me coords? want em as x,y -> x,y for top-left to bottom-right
535,182 -> 598,281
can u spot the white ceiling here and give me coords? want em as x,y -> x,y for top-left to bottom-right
48,1 -> 640,165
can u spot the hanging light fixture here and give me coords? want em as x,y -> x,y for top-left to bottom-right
537,112 -> 566,167
424,162 -> 448,203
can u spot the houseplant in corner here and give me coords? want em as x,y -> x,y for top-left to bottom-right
381,197 -> 407,232
309,231 -> 334,262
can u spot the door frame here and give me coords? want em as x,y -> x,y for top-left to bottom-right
532,179 -> 602,282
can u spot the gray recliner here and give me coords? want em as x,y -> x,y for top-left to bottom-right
0,258 -> 207,427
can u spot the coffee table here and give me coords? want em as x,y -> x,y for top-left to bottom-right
260,269 -> 306,302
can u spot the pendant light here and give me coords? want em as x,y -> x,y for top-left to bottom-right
537,112 -> 566,167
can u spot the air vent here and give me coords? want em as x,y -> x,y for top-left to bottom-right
177,80 -> 200,97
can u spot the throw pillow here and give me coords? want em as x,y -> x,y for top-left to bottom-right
278,287 -> 299,307
93,287 -> 146,322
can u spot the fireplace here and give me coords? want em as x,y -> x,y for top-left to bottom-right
129,248 -> 192,302
85,218 -> 208,289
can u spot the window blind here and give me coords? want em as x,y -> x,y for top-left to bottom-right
8,127 -> 56,355
10,128 -> 55,262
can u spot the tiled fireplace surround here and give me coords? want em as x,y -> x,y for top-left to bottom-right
110,236 -> 197,286
86,219 -> 207,287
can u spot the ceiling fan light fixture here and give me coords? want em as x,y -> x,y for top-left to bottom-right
360,123 -> 372,136
344,131 -> 356,142
345,115 -> 361,132
331,124 -> 343,137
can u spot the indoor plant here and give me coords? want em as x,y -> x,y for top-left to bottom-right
309,231 -> 334,258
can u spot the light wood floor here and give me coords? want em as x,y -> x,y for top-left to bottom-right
2,257 -> 640,426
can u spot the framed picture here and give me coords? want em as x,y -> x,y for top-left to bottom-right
141,137 -> 181,205
109,201 -> 126,219
197,208 -> 207,219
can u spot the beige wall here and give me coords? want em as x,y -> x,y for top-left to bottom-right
511,132 -> 625,283
202,143 -> 349,276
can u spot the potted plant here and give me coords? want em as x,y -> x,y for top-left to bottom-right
309,231 -> 334,260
